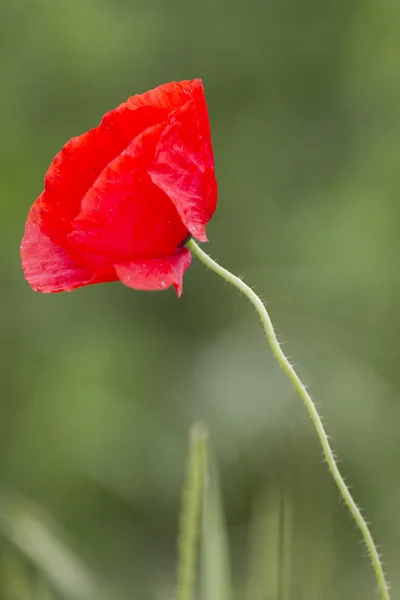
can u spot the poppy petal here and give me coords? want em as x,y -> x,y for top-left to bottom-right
21,80 -> 217,295
126,80 -> 192,113
39,82 -> 194,249
68,124 -> 189,265
21,202 -> 116,293
40,104 -> 167,247
114,248 -> 191,296
148,79 -> 217,242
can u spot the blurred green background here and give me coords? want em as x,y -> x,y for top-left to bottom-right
1,0 -> 400,598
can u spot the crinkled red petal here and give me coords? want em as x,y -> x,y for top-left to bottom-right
21,80 -> 215,294
40,104 -> 166,249
114,247 -> 191,296
68,124 -> 189,267
21,201 -> 117,293
126,81 -> 194,113
36,80 -> 214,255
38,82 -> 193,249
148,79 -> 217,242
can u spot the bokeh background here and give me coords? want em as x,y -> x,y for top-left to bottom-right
1,0 -> 400,598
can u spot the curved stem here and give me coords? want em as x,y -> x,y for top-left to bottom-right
188,239 -> 390,600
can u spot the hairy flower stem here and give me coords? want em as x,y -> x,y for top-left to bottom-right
188,239 -> 390,600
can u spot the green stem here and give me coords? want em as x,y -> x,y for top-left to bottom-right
176,423 -> 208,600
188,239 -> 390,600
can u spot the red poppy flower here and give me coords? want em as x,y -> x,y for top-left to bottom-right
21,79 -> 217,296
